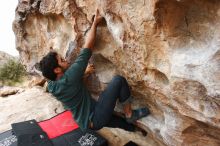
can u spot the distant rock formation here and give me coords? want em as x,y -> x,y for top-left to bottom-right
13,0 -> 220,145
0,51 -> 17,67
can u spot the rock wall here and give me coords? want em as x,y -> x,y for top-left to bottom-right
13,0 -> 220,145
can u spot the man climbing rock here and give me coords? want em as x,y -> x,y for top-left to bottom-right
39,9 -> 150,131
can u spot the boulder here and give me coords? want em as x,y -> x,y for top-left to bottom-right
0,86 -> 24,97
13,0 -> 220,145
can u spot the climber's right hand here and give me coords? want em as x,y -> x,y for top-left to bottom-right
93,9 -> 103,26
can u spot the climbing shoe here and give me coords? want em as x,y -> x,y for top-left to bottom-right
126,107 -> 150,123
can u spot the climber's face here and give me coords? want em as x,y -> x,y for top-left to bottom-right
55,54 -> 70,73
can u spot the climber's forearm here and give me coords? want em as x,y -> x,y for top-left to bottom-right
83,23 -> 97,50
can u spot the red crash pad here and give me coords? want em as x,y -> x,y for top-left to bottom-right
38,111 -> 79,139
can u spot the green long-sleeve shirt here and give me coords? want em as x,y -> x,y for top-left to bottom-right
47,48 -> 92,130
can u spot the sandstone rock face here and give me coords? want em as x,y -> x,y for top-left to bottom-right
13,0 -> 220,146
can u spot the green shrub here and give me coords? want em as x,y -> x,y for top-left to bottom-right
0,59 -> 26,85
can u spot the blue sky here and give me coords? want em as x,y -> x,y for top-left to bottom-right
0,0 -> 19,56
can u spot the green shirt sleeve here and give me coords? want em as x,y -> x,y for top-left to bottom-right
64,48 -> 92,82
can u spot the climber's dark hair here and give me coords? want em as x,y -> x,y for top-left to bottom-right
39,52 -> 59,81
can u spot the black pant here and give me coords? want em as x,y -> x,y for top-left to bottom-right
92,75 -> 134,131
